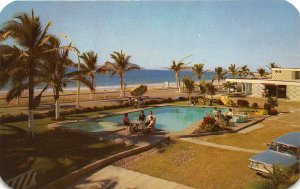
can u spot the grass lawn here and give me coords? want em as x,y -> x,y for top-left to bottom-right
198,111 -> 300,150
0,106 -> 132,135
122,140 -> 262,189
0,108 -> 134,187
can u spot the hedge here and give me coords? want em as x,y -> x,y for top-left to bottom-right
237,99 -> 249,107
0,97 -> 183,123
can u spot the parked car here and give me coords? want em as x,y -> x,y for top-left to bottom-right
249,132 -> 300,174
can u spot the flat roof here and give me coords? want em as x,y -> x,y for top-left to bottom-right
272,68 -> 300,71
225,78 -> 300,86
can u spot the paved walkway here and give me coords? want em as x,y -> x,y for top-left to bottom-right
180,138 -> 263,153
238,123 -> 265,133
69,165 -> 195,189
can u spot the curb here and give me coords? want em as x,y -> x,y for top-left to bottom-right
168,116 -> 269,139
41,137 -> 168,189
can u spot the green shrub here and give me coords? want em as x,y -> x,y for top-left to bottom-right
214,99 -> 224,105
252,102 -> 259,109
130,85 -> 147,96
264,103 -> 272,111
250,164 -> 296,189
268,97 -> 278,108
237,99 -> 249,107
0,97 -> 176,123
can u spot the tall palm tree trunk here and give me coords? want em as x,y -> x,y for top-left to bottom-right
90,76 -> 94,99
16,96 -> 20,104
176,72 -> 181,93
175,73 -> 178,88
55,91 -> 60,120
55,98 -> 60,120
120,76 -> 124,97
28,75 -> 34,137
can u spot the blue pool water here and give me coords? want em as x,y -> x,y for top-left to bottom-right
99,106 -> 221,132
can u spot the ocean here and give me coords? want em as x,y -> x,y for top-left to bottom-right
0,70 -> 222,92
88,70 -> 217,89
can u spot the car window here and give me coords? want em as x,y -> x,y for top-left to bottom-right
269,142 -> 298,157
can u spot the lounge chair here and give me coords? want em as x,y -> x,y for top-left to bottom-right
232,114 -> 248,123
255,109 -> 268,116
221,96 -> 235,106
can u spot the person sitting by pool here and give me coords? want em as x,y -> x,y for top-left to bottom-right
143,115 -> 155,134
123,113 -> 131,126
226,108 -> 234,120
139,110 -> 146,124
218,110 -> 222,119
145,111 -> 156,126
213,107 -> 218,117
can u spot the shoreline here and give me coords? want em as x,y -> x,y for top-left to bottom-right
0,80 -> 225,95
0,82 -> 177,95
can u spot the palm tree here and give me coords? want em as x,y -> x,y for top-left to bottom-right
104,50 -> 140,97
192,63 -> 205,82
238,65 -> 251,78
80,51 -> 106,99
205,81 -> 216,106
267,62 -> 280,71
228,64 -> 239,78
214,66 -> 226,89
43,39 -> 94,119
257,67 -> 267,78
267,62 -> 280,78
182,76 -> 195,102
198,81 -> 207,98
166,60 -> 189,93
0,10 -> 57,136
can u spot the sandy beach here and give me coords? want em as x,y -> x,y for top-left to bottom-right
0,80 -> 224,115
1,79 -> 300,116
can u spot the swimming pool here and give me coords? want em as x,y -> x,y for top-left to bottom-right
99,106 -> 222,132
63,121 -> 118,132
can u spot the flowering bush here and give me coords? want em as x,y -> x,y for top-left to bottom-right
199,115 -> 219,132
269,109 -> 279,115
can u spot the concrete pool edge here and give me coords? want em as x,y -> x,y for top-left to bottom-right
47,104 -> 268,137
47,106 -> 157,131
167,115 -> 270,139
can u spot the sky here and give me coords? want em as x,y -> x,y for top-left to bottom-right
0,0 -> 299,71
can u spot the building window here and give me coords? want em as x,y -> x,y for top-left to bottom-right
295,71 -> 300,80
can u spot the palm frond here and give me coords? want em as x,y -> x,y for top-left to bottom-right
70,76 -> 95,91
6,83 -> 28,102
32,84 -> 48,109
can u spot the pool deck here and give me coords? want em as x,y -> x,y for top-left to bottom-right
44,105 -> 272,189
68,165 -> 195,189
